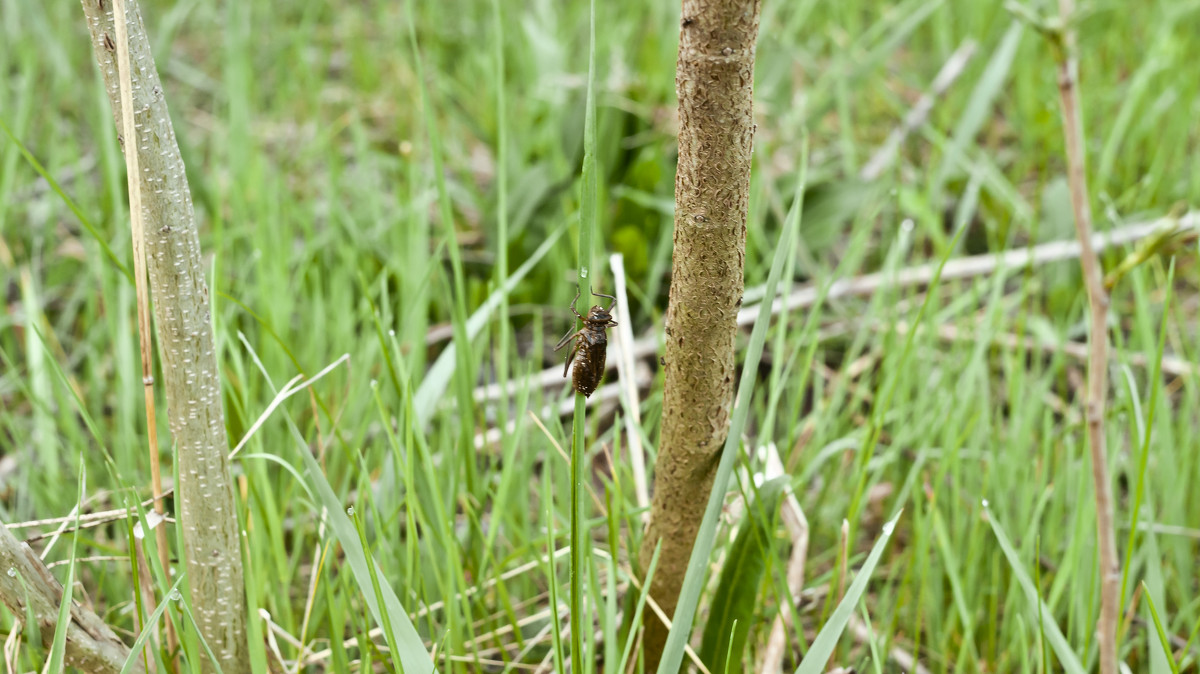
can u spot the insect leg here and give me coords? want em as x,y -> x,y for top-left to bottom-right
592,292 -> 617,312
568,290 -> 583,320
563,346 -> 575,377
554,329 -> 583,352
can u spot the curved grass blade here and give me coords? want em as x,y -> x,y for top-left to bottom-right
120,574 -> 188,674
986,503 -> 1086,674
794,511 -> 900,674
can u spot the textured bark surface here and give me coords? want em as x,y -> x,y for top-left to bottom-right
638,0 -> 761,667
80,1 -> 248,671
0,522 -> 142,673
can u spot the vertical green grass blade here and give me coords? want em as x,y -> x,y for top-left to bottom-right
570,0 -> 599,669
45,462 -> 84,673
544,475 -> 567,674
1142,580 -> 1181,674
1120,259 -> 1175,606
618,541 -> 662,674
490,0 -> 512,427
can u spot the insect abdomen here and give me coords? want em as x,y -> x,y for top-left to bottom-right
572,331 -> 607,397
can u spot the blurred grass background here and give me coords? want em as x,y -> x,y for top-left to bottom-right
2,0 -> 1199,671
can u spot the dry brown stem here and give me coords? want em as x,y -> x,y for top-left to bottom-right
637,0 -> 762,666
109,0 -> 175,660
1052,1 -> 1119,671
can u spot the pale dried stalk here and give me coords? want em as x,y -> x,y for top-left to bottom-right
608,253 -> 650,516
472,214 -> 1195,406
110,0 -> 174,660
860,38 -> 978,181
756,442 -> 808,673
80,0 -> 248,669
1053,1 -> 1118,671
0,520 -> 141,673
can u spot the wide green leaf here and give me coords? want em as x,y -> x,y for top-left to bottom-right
699,477 -> 787,674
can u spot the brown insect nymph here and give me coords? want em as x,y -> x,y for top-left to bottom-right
555,291 -> 618,397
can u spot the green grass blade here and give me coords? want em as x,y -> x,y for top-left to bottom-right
236,339 -> 435,674
617,541 -> 662,674
794,511 -> 900,674
570,0 -> 599,669
986,503 -> 1086,674
698,477 -> 787,673
45,462 -> 85,673
544,475 -> 567,674
1142,580 -> 1181,674
120,574 -> 188,674
933,21 -> 1023,198
656,162 -> 805,674
0,115 -> 133,282
413,220 -> 567,426
1120,259 -> 1175,606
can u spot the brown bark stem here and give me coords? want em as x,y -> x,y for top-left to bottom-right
638,0 -> 761,668
80,0 -> 248,670
1053,1 -> 1119,672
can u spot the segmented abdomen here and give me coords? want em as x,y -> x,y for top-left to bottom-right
571,331 -> 607,397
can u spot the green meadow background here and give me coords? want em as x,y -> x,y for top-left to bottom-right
1,0 -> 1198,671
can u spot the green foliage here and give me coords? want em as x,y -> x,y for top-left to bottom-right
1,0 -> 1197,671
698,477 -> 787,674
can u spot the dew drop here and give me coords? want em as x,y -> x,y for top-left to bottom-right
168,588 -> 183,602
981,498 -> 990,508
901,218 -> 914,232
370,379 -> 378,388
580,267 -> 589,278
6,567 -> 15,578
346,506 -> 355,516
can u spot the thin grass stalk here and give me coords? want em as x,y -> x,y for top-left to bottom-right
110,0 -> 175,660
491,0 -> 511,423
1051,2 -> 1119,672
571,0 -> 599,667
